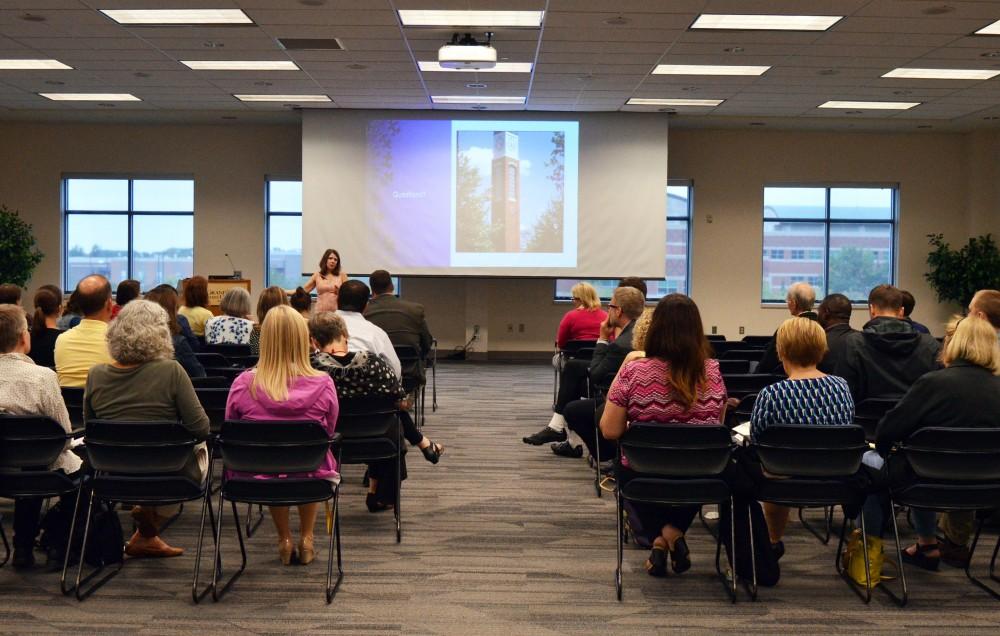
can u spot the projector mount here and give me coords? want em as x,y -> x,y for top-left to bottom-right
449,31 -> 493,47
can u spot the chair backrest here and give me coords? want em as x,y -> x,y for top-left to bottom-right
620,423 -> 732,477
709,341 -> 745,357
85,420 -> 199,474
60,386 -> 85,429
561,339 -> 598,358
392,344 -> 423,362
203,343 -> 252,358
194,352 -> 230,368
195,387 -> 230,432
706,334 -> 727,343
723,373 -> 784,399
219,419 -> 330,474
734,393 -> 757,420
741,335 -> 771,348
754,425 -> 867,478
899,427 -> 1000,482
0,415 -> 69,469
720,349 -> 765,362
718,359 -> 751,376
191,375 -> 232,389
337,397 -> 400,440
201,366 -> 244,383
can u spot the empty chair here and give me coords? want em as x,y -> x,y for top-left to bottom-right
60,386 -> 85,431
854,398 -> 898,441
393,344 -> 427,426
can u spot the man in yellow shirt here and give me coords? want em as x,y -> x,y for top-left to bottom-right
54,274 -> 114,387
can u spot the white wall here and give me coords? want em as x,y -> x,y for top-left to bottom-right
1,120 -> 992,353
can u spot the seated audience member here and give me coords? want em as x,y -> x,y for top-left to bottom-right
309,312 -> 443,511
144,286 -> 205,378
758,282 -> 819,374
0,284 -> 22,305
600,294 -> 727,577
554,282 -> 606,350
204,287 -> 254,345
250,286 -> 289,355
837,284 -> 941,403
816,293 -> 855,374
618,277 -> 648,298
84,300 -> 210,558
54,275 -> 114,387
750,317 -> 854,556
28,287 -> 63,368
56,289 -> 82,330
0,304 -> 84,568
365,270 -> 433,382
225,306 -> 338,566
335,280 -> 401,379
524,285 -> 645,447
969,289 -> 1000,334
861,315 -> 1000,569
178,275 -> 213,337
290,287 -> 312,320
900,290 -> 931,334
148,284 -> 199,352
111,279 -> 141,319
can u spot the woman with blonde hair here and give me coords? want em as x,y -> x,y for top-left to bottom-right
555,282 -> 607,349
225,305 -> 338,566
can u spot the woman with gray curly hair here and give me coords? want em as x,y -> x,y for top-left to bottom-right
84,300 -> 210,559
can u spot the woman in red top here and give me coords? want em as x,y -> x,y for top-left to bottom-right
556,282 -> 607,349
601,294 -> 727,578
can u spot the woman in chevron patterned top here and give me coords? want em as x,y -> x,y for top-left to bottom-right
601,294 -> 727,578
750,316 -> 855,558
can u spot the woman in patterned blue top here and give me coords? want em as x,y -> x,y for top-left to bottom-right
204,287 -> 254,345
750,316 -> 855,556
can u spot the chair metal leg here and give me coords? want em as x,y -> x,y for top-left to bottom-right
210,493 -> 248,602
875,502 -> 908,606
714,497 -> 738,602
244,503 -> 264,538
66,489 -> 124,601
963,517 -> 1000,601
615,488 -> 624,601
326,488 -> 343,604
742,500 -> 758,601
798,505 -> 834,544
834,511 -> 873,604
431,346 -> 437,412
395,447 -> 402,544
191,488 -> 220,604
593,405 -> 602,498
0,514 -> 9,567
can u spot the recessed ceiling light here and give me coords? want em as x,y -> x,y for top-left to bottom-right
626,98 -> 723,106
234,94 -> 331,102
0,59 -> 72,70
652,64 -> 769,76
418,61 -> 532,73
883,68 -> 1000,80
39,93 -> 141,101
691,14 -> 843,31
976,19 -> 1000,36
180,60 -> 299,71
431,95 -> 525,104
819,100 -> 919,110
398,10 -> 544,28
100,9 -> 253,25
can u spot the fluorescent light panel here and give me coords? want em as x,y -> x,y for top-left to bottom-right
882,68 -> 1000,80
181,60 -> 299,71
418,61 -> 532,73
40,93 -> 140,101
653,64 -> 769,76
399,10 -> 543,27
100,9 -> 252,25
0,59 -> 72,70
819,100 -> 919,110
975,19 -> 1000,35
235,94 -> 331,102
627,98 -> 723,106
431,95 -> 525,104
691,14 -> 843,31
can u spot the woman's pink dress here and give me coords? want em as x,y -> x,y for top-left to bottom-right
315,275 -> 341,313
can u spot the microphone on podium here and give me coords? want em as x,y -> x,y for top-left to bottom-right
224,253 -> 241,279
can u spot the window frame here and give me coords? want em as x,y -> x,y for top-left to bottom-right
553,179 -> 693,303
760,183 -> 898,305
62,174 -> 194,292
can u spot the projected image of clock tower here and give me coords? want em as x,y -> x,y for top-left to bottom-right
491,131 -> 521,252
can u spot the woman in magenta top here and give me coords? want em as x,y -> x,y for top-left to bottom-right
225,305 -> 338,567
601,294 -> 727,579
556,282 -> 607,349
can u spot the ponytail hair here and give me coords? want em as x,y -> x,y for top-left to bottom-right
32,288 -> 61,333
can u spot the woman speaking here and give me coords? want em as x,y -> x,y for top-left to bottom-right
299,249 -> 348,313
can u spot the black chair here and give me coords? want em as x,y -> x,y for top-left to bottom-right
337,397 -> 403,543
60,386 -> 85,431
195,388 -> 230,435
733,393 -> 757,423
589,383 -> 610,498
854,398 -> 898,441
203,343 -> 252,359
202,367 -> 244,384
710,341 -> 747,357
0,415 -> 85,568
554,339 -> 598,405
741,335 -> 771,348
191,376 -> 232,389
230,356 -> 258,369
64,419 -> 214,602
881,427 -> 1000,606
194,353 -> 231,368
723,374 -> 784,401
615,423 -> 740,602
718,359 -> 751,376
707,335 -> 727,343
393,344 -> 427,428
720,349 -> 765,364
205,419 -> 342,603
750,425 -> 872,602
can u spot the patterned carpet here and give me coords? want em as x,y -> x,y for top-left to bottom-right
1,362 -> 999,634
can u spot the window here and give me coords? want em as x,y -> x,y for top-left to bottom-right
64,177 -> 194,290
762,186 -> 896,303
265,179 -> 399,293
555,181 -> 692,302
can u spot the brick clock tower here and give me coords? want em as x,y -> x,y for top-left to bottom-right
491,131 -> 521,252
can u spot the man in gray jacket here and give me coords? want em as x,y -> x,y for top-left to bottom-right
364,270 -> 433,382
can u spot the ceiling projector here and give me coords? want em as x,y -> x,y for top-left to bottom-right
438,32 -> 497,70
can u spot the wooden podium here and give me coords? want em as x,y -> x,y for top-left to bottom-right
206,278 -> 251,316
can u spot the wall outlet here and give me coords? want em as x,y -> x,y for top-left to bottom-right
739,326 -> 745,335
711,325 -> 718,334
518,323 -> 525,333
507,323 -> 514,334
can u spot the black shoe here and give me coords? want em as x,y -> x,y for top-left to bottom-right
421,441 -> 444,465
669,537 -> 691,574
12,547 -> 35,569
551,441 -> 583,458
645,547 -> 667,577
771,541 -> 785,561
365,493 -> 392,514
902,543 -> 940,571
522,427 -> 566,445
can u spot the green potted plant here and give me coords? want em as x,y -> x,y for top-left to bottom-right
0,204 -> 45,287
925,233 -> 1000,309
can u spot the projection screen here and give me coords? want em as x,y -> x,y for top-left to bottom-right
302,110 -> 667,278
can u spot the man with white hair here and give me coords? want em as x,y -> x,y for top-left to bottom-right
757,282 -> 819,374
